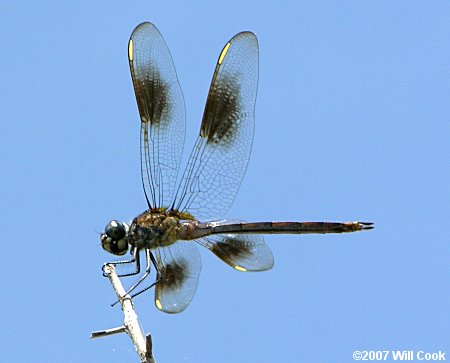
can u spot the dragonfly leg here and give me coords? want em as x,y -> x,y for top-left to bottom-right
121,248 -> 154,296
102,246 -> 141,277
110,248 -> 155,307
129,252 -> 163,300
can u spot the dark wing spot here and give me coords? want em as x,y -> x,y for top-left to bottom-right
160,261 -> 186,288
201,75 -> 241,144
132,69 -> 170,126
211,238 -> 251,262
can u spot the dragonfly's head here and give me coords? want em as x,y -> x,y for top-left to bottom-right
100,220 -> 130,255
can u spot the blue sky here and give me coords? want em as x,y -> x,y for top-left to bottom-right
1,1 -> 449,362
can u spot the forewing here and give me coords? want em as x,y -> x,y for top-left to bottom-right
172,32 -> 258,221
198,232 -> 274,272
129,22 -> 185,209
153,242 -> 201,313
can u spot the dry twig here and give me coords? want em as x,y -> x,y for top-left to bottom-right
91,264 -> 155,363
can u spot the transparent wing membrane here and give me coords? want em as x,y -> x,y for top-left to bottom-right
153,241 -> 201,313
129,22 -> 186,208
197,223 -> 274,272
172,32 -> 259,221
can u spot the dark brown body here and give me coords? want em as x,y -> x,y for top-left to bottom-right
128,208 -> 373,251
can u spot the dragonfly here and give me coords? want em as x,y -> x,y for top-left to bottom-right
100,22 -> 373,314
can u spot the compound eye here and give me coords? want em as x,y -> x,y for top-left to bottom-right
105,220 -> 126,241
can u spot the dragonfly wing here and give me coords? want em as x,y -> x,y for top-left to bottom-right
172,32 -> 258,221
129,22 -> 185,209
197,232 -> 274,272
153,242 -> 201,313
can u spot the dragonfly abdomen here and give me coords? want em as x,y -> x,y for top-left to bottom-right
186,220 -> 373,238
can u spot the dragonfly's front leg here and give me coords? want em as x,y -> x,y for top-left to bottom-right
102,246 -> 141,277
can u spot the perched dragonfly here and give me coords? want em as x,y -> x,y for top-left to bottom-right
100,22 -> 373,314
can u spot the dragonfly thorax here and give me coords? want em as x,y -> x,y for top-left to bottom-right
128,209 -> 192,249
